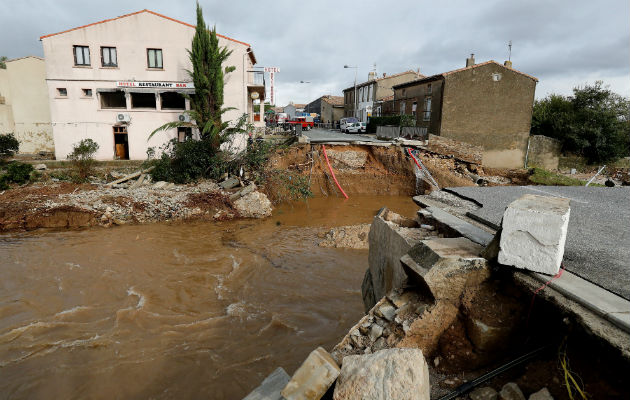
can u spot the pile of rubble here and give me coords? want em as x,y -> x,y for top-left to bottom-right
318,224 -> 371,249
0,171 -> 273,231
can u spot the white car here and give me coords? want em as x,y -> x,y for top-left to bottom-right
340,117 -> 359,132
346,122 -> 366,134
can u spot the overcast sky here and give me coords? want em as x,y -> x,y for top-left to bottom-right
2,0 -> 628,106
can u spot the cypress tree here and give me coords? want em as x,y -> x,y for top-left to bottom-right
150,2 -> 235,151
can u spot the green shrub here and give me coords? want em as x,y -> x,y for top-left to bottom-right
147,138 -> 228,184
67,139 -> 99,182
0,133 -> 20,160
5,162 -> 34,184
0,161 -> 34,188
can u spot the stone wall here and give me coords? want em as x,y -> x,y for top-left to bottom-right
527,135 -> 562,170
440,63 -> 536,168
426,134 -> 483,164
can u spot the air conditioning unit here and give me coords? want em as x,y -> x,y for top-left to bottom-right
116,113 -> 131,123
178,114 -> 191,123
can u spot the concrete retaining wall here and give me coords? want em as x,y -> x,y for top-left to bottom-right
527,135 -> 562,170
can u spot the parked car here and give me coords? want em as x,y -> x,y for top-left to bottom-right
340,117 -> 358,132
346,122 -> 366,134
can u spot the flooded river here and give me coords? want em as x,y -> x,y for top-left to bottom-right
0,195 -> 418,399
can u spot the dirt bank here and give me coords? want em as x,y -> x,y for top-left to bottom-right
269,144 -> 530,198
0,180 -> 269,232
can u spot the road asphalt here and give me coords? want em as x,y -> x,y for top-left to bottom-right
303,128 -> 385,143
446,186 -> 630,300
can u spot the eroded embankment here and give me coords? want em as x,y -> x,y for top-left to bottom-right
267,143 -> 531,199
0,181 -> 270,232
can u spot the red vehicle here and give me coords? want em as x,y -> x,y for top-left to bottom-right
286,116 -> 314,130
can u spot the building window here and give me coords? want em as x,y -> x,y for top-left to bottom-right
423,97 -> 432,121
100,91 -> 126,109
101,47 -> 117,67
412,102 -> 417,117
82,88 -> 93,97
427,83 -> 432,94
160,92 -> 185,110
400,101 -> 406,115
57,88 -> 67,97
147,48 -> 163,69
131,92 -> 156,109
73,45 -> 90,66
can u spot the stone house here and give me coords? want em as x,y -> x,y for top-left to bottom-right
304,95 -> 344,124
387,56 -> 538,168
342,70 -> 423,122
40,9 -> 264,160
0,56 -> 54,154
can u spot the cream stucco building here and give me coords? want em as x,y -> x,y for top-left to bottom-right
0,56 -> 54,154
40,9 -> 265,160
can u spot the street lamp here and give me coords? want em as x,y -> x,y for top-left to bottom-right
299,80 -> 312,112
344,65 -> 358,119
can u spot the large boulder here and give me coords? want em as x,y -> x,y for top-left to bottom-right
234,191 -> 272,218
333,348 -> 430,400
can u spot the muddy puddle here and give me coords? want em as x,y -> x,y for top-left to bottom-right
0,195 -> 418,399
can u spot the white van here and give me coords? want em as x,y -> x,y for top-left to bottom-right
340,117 -> 359,132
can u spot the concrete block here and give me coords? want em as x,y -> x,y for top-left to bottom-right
333,348 -> 430,400
281,347 -> 340,400
243,367 -> 290,400
404,237 -> 489,303
219,177 -> 240,189
498,194 -> 570,275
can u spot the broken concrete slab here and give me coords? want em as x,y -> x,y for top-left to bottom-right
34,163 -> 47,170
363,207 -> 431,312
152,181 -> 168,189
229,183 -> 257,201
281,347 -> 340,400
403,237 -> 489,304
412,198 -> 494,246
243,367 -> 290,400
333,348 -> 430,400
219,177 -> 240,189
498,194 -> 570,275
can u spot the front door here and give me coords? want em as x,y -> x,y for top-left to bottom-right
113,126 -> 129,160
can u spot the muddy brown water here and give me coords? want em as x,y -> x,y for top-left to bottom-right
0,195 -> 418,399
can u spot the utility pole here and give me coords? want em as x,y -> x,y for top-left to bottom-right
344,65 -> 358,118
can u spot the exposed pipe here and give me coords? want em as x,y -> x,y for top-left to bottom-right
585,165 -> 606,187
437,345 -> 548,400
321,145 -> 348,199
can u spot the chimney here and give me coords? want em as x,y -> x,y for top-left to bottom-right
368,71 -> 377,81
504,60 -> 513,68
466,53 -> 475,67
